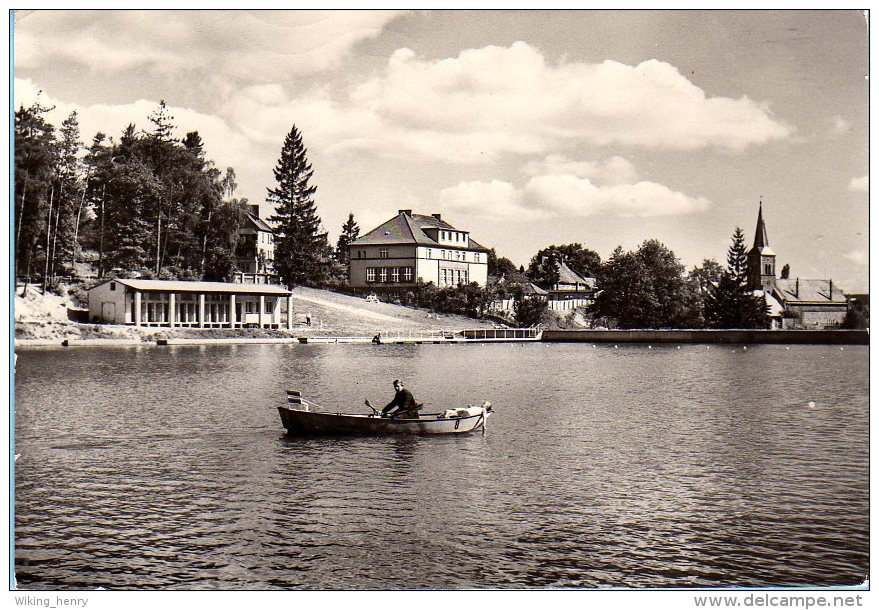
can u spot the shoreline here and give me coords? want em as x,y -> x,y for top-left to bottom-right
14,328 -> 869,347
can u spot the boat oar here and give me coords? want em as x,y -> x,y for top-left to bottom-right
364,399 -> 380,416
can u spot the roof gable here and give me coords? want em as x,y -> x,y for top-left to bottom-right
245,213 -> 273,233
350,212 -> 489,252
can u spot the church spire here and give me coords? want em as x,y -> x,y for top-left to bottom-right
752,198 -> 769,250
747,198 -> 776,292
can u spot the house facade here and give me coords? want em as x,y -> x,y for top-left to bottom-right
747,203 -> 848,329
544,260 -> 596,311
348,210 -> 490,289
88,278 -> 295,329
234,205 -> 278,285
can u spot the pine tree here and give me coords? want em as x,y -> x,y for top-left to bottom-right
704,227 -> 770,328
268,124 -> 331,288
335,212 -> 360,266
49,111 -> 84,282
14,98 -> 57,292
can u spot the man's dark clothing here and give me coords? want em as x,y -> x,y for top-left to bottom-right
383,388 -> 419,418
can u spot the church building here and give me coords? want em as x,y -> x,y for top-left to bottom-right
747,203 -> 849,329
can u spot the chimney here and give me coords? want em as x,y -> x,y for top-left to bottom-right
432,213 -> 442,221
399,209 -> 412,217
249,204 -> 260,217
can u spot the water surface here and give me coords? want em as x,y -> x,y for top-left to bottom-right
14,343 -> 869,589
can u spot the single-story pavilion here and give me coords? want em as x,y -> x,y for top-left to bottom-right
88,279 -> 295,329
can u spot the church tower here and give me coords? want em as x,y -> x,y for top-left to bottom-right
747,201 -> 776,292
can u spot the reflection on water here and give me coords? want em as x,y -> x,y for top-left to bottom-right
14,343 -> 869,589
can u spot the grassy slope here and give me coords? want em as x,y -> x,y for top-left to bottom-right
14,284 -> 496,341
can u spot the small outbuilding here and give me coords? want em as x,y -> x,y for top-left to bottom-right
88,279 -> 295,329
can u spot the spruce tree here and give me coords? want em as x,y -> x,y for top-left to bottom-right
335,212 -> 360,266
704,227 -> 770,328
268,124 -> 330,288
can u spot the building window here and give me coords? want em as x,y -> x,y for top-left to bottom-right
391,268 -> 400,282
426,248 -> 432,258
474,253 -> 480,263
441,250 -> 446,260
110,282 -> 116,291
379,268 -> 388,282
403,267 -> 413,281
462,270 -> 468,284
357,251 -> 362,259
380,248 -> 389,259
366,268 -> 376,282
265,300 -> 274,314
245,301 -> 256,314
764,264 -> 771,275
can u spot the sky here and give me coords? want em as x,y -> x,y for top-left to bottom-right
12,9 -> 869,292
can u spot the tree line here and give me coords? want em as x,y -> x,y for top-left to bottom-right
14,99 -> 254,292
14,104 -> 772,329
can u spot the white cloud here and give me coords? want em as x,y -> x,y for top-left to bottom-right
441,171 -> 709,221
14,77 -> 259,195
349,42 -> 792,156
848,175 -> 868,192
202,41 -> 792,167
440,180 -> 539,220
844,250 -> 868,265
14,10 -> 402,82
522,154 -> 637,185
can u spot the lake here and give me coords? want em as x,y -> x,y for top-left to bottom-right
13,342 -> 869,589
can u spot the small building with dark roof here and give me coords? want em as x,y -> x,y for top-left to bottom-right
87,278 -> 295,329
234,205 -> 277,285
544,260 -> 597,311
348,209 -> 490,289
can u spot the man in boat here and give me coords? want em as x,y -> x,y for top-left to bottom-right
382,379 -> 421,419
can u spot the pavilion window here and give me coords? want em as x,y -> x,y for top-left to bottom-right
265,300 -> 274,314
366,268 -> 376,282
379,268 -> 388,282
391,268 -> 400,283
403,267 -> 413,281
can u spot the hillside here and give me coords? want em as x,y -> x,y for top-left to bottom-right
13,284 -> 497,343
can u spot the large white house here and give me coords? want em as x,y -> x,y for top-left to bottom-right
348,210 -> 490,289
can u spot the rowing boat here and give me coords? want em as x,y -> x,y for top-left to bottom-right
278,390 -> 493,436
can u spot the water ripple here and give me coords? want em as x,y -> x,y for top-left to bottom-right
14,343 -> 868,589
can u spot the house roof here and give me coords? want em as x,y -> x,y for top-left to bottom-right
753,289 -> 785,317
351,211 -> 490,252
243,213 -> 273,233
774,278 -> 847,304
93,278 -> 292,296
524,282 -> 548,296
556,260 -> 595,287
